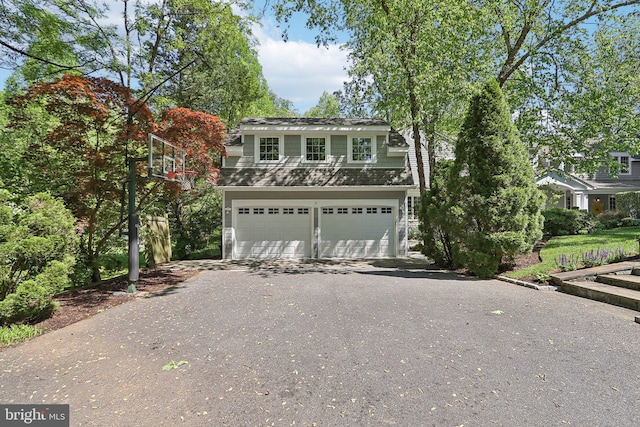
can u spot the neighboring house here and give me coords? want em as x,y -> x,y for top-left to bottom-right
537,152 -> 640,213
218,118 -> 413,260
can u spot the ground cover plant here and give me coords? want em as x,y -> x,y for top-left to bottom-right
506,226 -> 640,279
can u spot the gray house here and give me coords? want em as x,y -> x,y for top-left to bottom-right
218,118 -> 413,260
537,151 -> 640,213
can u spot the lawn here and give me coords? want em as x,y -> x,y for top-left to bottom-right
506,226 -> 640,279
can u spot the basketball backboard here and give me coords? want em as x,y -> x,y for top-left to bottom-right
148,133 -> 186,181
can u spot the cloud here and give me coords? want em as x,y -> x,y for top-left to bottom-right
253,24 -> 350,113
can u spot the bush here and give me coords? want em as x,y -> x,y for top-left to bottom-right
0,191 -> 77,325
596,210 -> 626,229
617,191 -> 640,219
542,208 -> 595,236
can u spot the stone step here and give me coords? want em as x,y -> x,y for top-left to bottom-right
560,280 -> 640,312
597,274 -> 640,291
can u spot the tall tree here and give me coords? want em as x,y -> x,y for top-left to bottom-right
8,75 -> 226,282
447,80 -> 544,278
305,91 -> 341,118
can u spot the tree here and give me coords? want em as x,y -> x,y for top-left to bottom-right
447,80 -> 544,278
305,91 -> 341,118
8,75 -> 226,282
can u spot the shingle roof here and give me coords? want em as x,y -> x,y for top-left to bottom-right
224,117 -> 408,147
218,166 -> 414,187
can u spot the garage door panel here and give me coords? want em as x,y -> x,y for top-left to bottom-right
320,206 -> 394,258
234,208 -> 311,259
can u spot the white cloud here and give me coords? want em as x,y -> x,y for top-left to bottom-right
253,24 -> 350,114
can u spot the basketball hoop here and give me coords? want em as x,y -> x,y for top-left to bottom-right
169,170 -> 197,191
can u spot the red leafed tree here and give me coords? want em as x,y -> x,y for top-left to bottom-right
10,76 -> 228,281
156,108 -> 227,184
10,74 -> 155,282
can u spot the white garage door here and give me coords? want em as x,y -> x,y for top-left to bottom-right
319,206 -> 394,258
234,206 -> 312,259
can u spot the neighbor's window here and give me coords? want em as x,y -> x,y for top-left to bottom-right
611,153 -> 631,175
259,137 -> 280,161
306,137 -> 327,161
351,137 -> 373,162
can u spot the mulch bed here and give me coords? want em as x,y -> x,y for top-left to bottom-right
36,269 -> 199,333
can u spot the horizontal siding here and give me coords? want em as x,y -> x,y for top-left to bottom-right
227,133 -> 405,169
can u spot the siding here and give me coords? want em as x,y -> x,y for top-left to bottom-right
225,133 -> 405,169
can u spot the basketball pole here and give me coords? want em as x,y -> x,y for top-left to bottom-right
127,155 -> 147,294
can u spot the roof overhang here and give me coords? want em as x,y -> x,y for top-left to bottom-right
537,172 -> 594,191
219,185 -> 413,192
239,124 -> 391,133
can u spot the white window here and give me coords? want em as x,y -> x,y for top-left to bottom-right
348,135 -> 377,163
407,196 -> 420,220
322,207 -> 334,214
268,208 -> 279,214
366,207 -> 378,214
352,207 -> 363,214
337,207 -> 348,214
381,207 -> 392,214
304,136 -> 329,162
238,208 -> 250,215
609,195 -> 617,211
283,208 -> 295,215
611,152 -> 631,175
257,137 -> 281,161
298,208 -> 309,214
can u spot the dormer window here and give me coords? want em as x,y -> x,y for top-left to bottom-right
258,137 -> 281,161
349,136 -> 377,163
305,137 -> 328,162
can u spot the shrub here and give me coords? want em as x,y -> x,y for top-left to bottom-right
596,211 -> 626,229
0,191 -> 77,325
0,324 -> 42,346
617,191 -> 640,219
542,208 -> 595,236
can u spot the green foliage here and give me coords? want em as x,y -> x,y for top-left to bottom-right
616,191 -> 640,219
0,191 -> 77,325
418,159 -> 457,267
168,183 -> 223,260
305,91 -> 341,118
596,210 -> 626,229
542,208 -> 596,236
506,226 -> 640,279
0,324 -> 42,347
447,80 -> 544,278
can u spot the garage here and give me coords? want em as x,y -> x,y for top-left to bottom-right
319,206 -> 395,258
233,206 -> 312,259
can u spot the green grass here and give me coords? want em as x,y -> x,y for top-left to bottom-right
506,226 -> 640,279
0,324 -> 43,347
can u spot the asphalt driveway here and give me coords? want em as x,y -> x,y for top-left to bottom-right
1,262 -> 639,426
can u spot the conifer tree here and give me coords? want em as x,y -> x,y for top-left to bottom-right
448,79 -> 544,278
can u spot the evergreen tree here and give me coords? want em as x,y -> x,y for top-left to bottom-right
448,79 -> 544,278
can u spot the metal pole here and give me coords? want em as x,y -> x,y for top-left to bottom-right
127,158 -> 139,293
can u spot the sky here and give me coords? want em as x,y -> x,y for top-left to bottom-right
0,1 -> 350,115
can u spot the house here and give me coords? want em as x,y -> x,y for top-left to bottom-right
218,118 -> 413,260
536,152 -> 640,213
